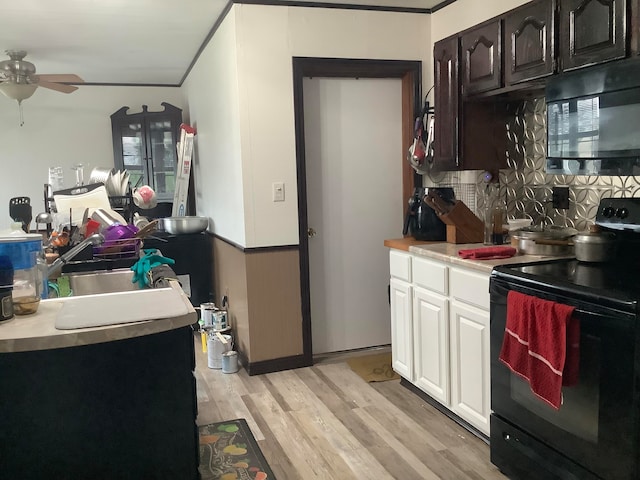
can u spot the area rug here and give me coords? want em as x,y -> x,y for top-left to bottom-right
199,418 -> 276,480
347,352 -> 400,382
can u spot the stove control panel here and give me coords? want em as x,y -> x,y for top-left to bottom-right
596,198 -> 640,231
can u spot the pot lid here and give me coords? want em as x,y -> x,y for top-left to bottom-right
513,225 -> 578,240
574,231 -> 616,244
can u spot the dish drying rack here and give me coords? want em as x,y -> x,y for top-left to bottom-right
93,237 -> 142,260
43,183 -> 135,225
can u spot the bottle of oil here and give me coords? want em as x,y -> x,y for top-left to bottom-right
492,197 -> 506,245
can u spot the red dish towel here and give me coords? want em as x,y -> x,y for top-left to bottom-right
458,246 -> 516,260
499,291 -> 580,409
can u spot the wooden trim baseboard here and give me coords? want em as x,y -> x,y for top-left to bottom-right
243,354 -> 312,376
234,0 -> 430,14
209,232 -> 299,253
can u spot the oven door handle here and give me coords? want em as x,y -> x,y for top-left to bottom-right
491,281 -> 637,325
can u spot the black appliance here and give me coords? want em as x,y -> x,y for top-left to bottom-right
402,187 -> 455,241
143,231 -> 213,307
489,197 -> 640,480
546,58 -> 640,176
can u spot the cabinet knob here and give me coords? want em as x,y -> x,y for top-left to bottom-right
307,227 -> 317,238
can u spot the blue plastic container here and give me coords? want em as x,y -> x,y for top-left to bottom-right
0,236 -> 42,270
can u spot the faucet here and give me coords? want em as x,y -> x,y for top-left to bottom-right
47,233 -> 105,279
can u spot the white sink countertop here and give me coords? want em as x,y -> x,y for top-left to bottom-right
0,281 -> 196,353
408,242 -> 573,274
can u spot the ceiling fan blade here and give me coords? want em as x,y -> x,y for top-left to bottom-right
38,80 -> 78,94
36,74 -> 84,83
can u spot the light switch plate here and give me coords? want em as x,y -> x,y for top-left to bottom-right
273,182 -> 285,202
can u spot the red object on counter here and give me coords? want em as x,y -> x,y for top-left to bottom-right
458,246 -> 516,259
84,219 -> 101,237
499,290 -> 579,410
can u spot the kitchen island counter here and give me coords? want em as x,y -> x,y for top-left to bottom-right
0,284 -> 200,479
0,282 -> 196,353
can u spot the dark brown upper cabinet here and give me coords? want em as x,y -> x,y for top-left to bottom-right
433,36 -> 508,172
504,0 -> 556,84
460,20 -> 502,95
433,35 -> 460,170
559,0 -> 627,71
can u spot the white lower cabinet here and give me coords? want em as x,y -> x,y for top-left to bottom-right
449,299 -> 490,435
390,277 -> 412,380
413,287 -> 449,405
389,250 -> 491,437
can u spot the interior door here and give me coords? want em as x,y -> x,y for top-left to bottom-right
303,77 -> 403,354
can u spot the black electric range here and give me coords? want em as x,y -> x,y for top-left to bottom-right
489,198 -> 640,480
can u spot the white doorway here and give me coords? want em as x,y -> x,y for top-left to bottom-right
303,77 -> 404,354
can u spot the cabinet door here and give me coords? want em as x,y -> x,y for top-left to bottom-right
390,278 -> 413,380
111,103 -> 182,202
460,20 -> 502,95
505,0 -> 556,84
433,35 -> 460,170
450,300 -> 490,436
145,117 -> 180,201
559,0 -> 627,71
413,287 -> 450,405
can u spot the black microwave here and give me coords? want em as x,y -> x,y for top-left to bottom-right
546,58 -> 640,176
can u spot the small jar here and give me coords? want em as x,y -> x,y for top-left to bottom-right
0,234 -> 43,315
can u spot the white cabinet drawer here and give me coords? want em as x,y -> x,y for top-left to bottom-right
449,267 -> 490,310
412,256 -> 447,295
389,250 -> 412,282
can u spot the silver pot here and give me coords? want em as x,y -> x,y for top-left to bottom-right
161,216 -> 208,234
573,230 -> 616,262
512,225 -> 577,256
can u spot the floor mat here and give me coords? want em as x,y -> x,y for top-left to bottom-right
346,352 -> 400,382
199,418 -> 276,480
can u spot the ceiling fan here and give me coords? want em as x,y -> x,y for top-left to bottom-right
0,50 -> 84,125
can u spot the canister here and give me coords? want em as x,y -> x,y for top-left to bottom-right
206,333 -> 232,369
213,309 -> 228,330
221,351 -> 239,374
200,302 -> 216,328
0,234 -> 43,316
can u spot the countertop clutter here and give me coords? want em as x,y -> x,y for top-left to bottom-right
385,238 -> 571,273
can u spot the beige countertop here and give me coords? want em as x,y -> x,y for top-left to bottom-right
0,283 -> 197,353
407,242 -> 571,274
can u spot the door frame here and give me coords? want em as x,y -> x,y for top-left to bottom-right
292,57 -> 422,365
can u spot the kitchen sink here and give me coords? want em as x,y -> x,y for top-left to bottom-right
60,268 -> 141,297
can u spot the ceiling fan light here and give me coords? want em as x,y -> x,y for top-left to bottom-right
0,82 -> 37,101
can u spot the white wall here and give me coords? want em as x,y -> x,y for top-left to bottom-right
231,4 -> 431,247
183,8 -> 246,244
0,85 -> 185,231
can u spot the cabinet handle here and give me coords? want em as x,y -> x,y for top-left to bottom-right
308,227 -> 317,238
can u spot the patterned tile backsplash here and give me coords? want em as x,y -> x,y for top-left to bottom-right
425,97 -> 640,231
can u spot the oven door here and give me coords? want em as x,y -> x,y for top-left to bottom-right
490,278 -> 639,480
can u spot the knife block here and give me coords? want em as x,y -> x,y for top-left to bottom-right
439,201 -> 484,244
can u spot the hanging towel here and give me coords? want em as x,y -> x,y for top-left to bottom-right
458,246 -> 516,260
499,290 -> 579,409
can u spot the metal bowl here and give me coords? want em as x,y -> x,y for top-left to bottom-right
161,216 -> 208,234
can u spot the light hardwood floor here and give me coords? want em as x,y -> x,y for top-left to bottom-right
195,340 -> 507,480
